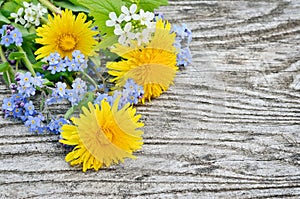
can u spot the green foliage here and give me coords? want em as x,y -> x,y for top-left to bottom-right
76,0 -> 168,49
21,34 -> 38,64
123,0 -> 168,11
35,66 -> 76,85
77,0 -> 124,49
2,64 -> 15,85
0,0 -> 4,7
96,35 -> 118,50
1,1 -> 19,18
0,3 -> 38,71
64,91 -> 95,119
53,0 -> 89,12
0,11 -> 10,24
0,62 -> 9,72
22,41 -> 37,64
8,52 -> 24,61
139,0 -> 168,11
77,0 -> 123,34
12,23 -> 38,64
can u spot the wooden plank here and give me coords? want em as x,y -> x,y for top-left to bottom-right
1,0 -> 300,198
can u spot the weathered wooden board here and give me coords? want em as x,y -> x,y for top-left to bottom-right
1,0 -> 300,198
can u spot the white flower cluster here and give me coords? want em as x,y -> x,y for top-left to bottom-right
106,4 -> 155,46
10,2 -> 47,28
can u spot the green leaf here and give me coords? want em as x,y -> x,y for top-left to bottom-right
22,41 -> 37,64
22,33 -> 37,41
0,0 -> 5,7
97,35 -> 118,49
139,0 -> 168,11
43,79 -> 55,87
77,0 -> 124,36
12,23 -> 31,36
102,49 -> 119,61
33,61 -> 45,69
122,0 -> 168,12
78,92 -> 95,109
77,0 -> 168,49
1,1 -> 19,18
2,70 -> 9,85
0,62 -> 9,72
0,11 -> 10,23
8,52 -> 25,61
2,65 -> 15,86
53,1 -> 89,12
34,67 -> 75,85
68,0 -> 84,7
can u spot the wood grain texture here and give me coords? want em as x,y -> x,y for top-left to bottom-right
1,0 -> 300,198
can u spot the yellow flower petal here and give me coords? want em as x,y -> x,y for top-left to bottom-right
107,19 -> 178,102
35,9 -> 97,60
60,98 -> 144,172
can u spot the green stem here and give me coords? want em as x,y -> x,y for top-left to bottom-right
5,70 -> 11,85
16,61 -> 19,71
17,46 -> 36,77
0,46 -> 12,85
0,45 -> 7,63
90,56 -> 101,74
82,71 -> 98,89
40,16 -> 49,24
64,92 -> 94,119
39,0 -> 62,15
64,105 -> 76,119
64,74 -> 74,87
40,90 -> 47,111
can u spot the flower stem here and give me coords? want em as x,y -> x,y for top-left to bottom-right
0,46 -> 12,85
82,71 -> 98,89
17,46 -> 36,77
0,45 -> 8,63
40,16 -> 49,25
64,105 -> 75,119
5,70 -> 11,85
39,0 -> 62,15
64,92 -> 94,119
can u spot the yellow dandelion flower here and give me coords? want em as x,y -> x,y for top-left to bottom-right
59,97 -> 144,172
107,19 -> 178,103
35,9 -> 97,60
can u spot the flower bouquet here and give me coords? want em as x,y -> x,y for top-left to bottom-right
0,0 -> 192,171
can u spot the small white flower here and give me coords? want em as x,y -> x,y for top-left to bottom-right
34,18 -> 40,26
106,12 -> 118,27
121,4 -> 139,22
148,22 -> 157,33
106,12 -> 125,27
118,14 -> 126,23
10,8 -> 25,25
114,24 -> 123,36
121,6 -> 130,21
24,22 -> 31,28
114,23 -> 135,45
124,22 -> 134,36
139,9 -> 154,28
23,1 -> 33,8
22,3 -> 47,27
24,8 -> 36,23
135,29 -> 150,46
35,3 -> 47,17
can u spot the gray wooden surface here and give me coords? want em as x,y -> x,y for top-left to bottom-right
1,0 -> 300,198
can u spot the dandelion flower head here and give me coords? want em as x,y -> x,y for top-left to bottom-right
35,9 -> 97,60
60,97 -> 144,172
107,19 -> 178,103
